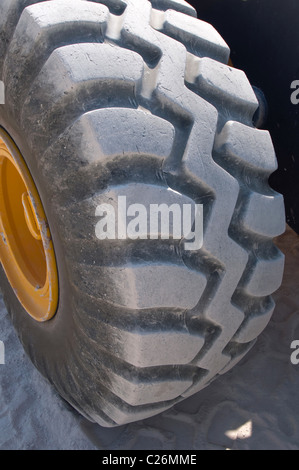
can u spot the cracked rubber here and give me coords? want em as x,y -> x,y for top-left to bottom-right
0,0 -> 285,426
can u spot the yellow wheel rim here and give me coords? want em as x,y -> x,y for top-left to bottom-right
0,131 -> 58,322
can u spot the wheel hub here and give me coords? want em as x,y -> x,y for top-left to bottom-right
0,130 -> 58,322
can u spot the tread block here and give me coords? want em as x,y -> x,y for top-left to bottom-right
150,0 -> 197,17
186,57 -> 258,118
219,340 -> 256,375
76,108 -> 175,161
245,253 -> 285,297
71,326 -> 195,406
0,0 -> 46,74
4,0 -> 109,110
233,302 -> 275,344
66,181 -> 206,311
74,312 -> 205,368
21,42 -> 144,149
241,192 -> 286,238
214,121 -> 278,174
37,108 -> 175,202
72,261 -> 206,311
105,325 -> 205,368
160,10 -> 230,63
109,373 -> 192,407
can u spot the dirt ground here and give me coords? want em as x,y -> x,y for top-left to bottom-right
0,225 -> 299,450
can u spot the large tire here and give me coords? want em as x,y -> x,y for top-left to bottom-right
0,0 -> 285,426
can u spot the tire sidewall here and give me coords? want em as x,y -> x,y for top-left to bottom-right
0,109 -> 76,374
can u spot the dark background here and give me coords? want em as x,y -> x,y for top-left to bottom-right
188,0 -> 299,234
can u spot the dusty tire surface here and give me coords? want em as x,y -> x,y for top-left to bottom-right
0,0 -> 285,427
